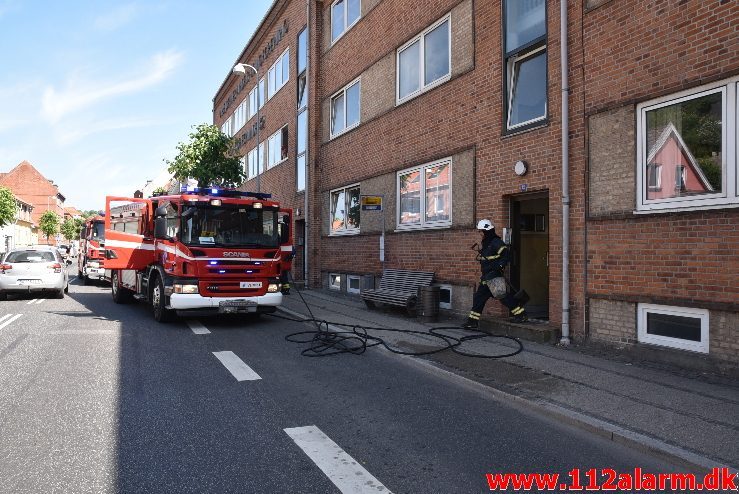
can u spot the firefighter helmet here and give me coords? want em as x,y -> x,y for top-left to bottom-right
476,219 -> 494,231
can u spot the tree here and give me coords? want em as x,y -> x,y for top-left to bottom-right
165,123 -> 245,188
60,218 -> 81,241
151,186 -> 168,197
39,210 -> 60,245
81,210 -> 101,218
0,187 -> 16,228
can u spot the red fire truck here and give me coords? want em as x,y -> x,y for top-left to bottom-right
78,215 -> 107,284
103,187 -> 292,322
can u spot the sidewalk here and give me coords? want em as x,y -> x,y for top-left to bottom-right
277,288 -> 739,474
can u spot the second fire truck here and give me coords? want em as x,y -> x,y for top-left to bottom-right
78,215 -> 107,284
103,188 -> 292,322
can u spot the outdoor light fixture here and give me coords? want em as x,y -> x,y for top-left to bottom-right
232,63 -> 260,193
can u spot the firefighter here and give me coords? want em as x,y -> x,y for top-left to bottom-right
462,219 -> 527,329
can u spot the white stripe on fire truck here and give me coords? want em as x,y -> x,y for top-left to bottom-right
158,244 -> 277,262
104,239 -> 156,250
280,245 -> 293,251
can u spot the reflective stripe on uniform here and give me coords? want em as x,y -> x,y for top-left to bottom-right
511,307 -> 525,315
469,311 -> 481,320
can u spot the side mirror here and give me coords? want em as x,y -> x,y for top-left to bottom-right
155,206 -> 168,218
154,217 -> 168,239
279,218 -> 290,244
80,226 -> 88,238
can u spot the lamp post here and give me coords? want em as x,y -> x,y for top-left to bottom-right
232,63 -> 260,193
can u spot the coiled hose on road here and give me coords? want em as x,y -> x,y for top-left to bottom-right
270,282 -> 523,359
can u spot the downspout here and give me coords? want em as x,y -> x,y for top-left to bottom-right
560,0 -> 571,345
303,0 -> 310,286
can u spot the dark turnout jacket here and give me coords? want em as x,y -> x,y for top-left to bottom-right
477,232 -> 509,281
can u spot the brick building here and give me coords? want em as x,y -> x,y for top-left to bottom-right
214,0 -> 738,369
0,161 -> 67,234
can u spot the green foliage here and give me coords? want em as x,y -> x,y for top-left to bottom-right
81,210 -> 101,218
151,186 -> 168,197
0,187 -> 16,228
165,123 -> 245,189
60,218 -> 81,241
39,210 -> 60,244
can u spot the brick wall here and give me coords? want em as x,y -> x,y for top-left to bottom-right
589,298 -> 636,345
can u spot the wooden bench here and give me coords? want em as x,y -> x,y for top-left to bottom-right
361,269 -> 434,316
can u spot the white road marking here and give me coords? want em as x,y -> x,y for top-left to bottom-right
212,351 -> 261,381
186,320 -> 211,335
0,314 -> 14,324
35,299 -> 44,304
284,425 -> 392,494
26,299 -> 37,305
0,314 -> 22,330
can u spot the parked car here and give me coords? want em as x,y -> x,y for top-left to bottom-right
57,244 -> 69,256
0,246 -> 70,300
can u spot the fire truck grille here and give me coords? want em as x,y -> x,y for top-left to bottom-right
203,284 -> 261,295
207,268 -> 263,275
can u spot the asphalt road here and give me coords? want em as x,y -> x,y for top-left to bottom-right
0,268 -> 684,493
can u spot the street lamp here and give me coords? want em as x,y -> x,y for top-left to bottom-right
232,63 -> 260,193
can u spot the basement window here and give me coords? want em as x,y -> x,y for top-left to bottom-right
637,303 -> 709,353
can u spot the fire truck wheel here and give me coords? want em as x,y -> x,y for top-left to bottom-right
151,275 -> 174,323
111,270 -> 133,304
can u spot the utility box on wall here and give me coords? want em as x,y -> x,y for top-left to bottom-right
361,274 -> 375,292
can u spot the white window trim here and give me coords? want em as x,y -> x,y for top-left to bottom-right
247,142 -> 264,180
347,275 -> 361,294
267,48 -> 290,101
330,78 -> 361,139
330,0 -> 361,45
267,125 -> 288,170
506,44 -> 548,130
329,273 -> 342,290
396,14 -> 452,106
636,76 -> 738,212
396,157 -> 453,231
248,86 -> 258,119
329,183 -> 361,236
637,303 -> 709,354
437,284 -> 452,310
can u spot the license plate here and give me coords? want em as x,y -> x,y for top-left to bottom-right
239,281 -> 262,289
18,279 -> 41,285
219,300 -> 257,308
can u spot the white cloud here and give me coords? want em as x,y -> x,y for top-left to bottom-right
40,49 -> 184,123
94,4 -> 138,32
55,116 -> 168,145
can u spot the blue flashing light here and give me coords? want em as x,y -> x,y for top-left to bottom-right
254,262 -> 262,265
186,185 -> 195,192
211,188 -> 218,194
209,261 -> 218,265
219,270 -> 226,274
246,270 -> 253,274
178,185 -> 271,199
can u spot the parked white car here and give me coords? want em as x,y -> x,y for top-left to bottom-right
0,246 -> 69,300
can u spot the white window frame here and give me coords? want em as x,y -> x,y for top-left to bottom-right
267,125 -> 288,169
396,14 -> 452,105
247,142 -> 264,180
267,48 -> 290,100
636,76 -> 738,213
437,284 -> 452,310
637,303 -> 709,354
505,44 -> 548,130
330,0 -> 361,45
396,157 -> 453,231
234,98 -> 248,133
248,86 -> 258,119
347,275 -> 360,294
329,183 -> 361,236
329,273 -> 342,290
330,78 -> 361,139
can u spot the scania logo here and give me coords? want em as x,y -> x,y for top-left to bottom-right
223,252 -> 250,258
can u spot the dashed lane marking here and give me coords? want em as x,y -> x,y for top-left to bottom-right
35,299 -> 44,304
0,314 -> 23,330
212,351 -> 261,381
284,425 -> 393,494
186,320 -> 211,335
26,299 -> 37,305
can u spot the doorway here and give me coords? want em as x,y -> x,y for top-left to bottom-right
510,194 -> 549,320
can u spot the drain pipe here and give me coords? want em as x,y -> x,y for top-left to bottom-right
303,0 -> 311,287
560,0 -> 571,345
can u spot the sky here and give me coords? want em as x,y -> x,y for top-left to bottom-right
0,0 -> 274,210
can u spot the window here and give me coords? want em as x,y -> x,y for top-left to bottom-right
233,99 -> 248,133
397,15 -> 451,103
259,78 -> 266,110
331,79 -> 360,137
437,284 -> 452,310
248,86 -> 258,119
268,125 -> 289,169
504,0 -> 547,131
397,158 -> 452,229
331,0 -> 360,43
297,109 -> 307,191
268,48 -> 290,100
330,184 -> 360,234
221,119 -> 232,138
247,142 -> 264,180
638,304 -> 709,353
329,273 -> 342,290
347,275 -> 360,294
637,77 -> 739,211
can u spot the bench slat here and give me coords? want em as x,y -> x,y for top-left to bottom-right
361,269 -> 434,314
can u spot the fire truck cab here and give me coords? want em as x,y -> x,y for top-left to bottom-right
78,215 -> 107,284
103,188 -> 292,322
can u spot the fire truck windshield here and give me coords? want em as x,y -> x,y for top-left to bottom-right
91,221 -> 105,241
180,205 -> 279,248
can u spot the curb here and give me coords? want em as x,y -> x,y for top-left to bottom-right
276,306 -> 737,475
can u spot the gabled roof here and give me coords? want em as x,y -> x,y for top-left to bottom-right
647,122 -> 714,192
